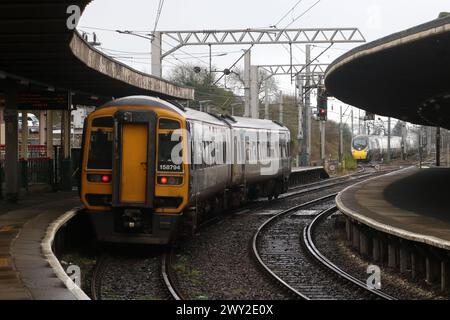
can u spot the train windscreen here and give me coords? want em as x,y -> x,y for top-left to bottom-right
352,137 -> 368,150
158,133 -> 182,172
87,129 -> 113,169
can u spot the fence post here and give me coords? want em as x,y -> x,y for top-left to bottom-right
0,165 -> 3,199
48,158 -> 56,191
20,160 -> 28,192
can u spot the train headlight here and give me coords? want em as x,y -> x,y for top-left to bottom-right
157,176 -> 183,185
87,174 -> 112,183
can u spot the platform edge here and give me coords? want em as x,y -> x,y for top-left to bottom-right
41,208 -> 91,300
336,166 -> 450,251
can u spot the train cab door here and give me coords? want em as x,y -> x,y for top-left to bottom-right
112,110 -> 157,208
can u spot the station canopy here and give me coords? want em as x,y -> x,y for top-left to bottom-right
325,14 -> 450,129
0,0 -> 194,106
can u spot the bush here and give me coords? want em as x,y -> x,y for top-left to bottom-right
343,152 -> 357,170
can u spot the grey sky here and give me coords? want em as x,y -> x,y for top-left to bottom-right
78,0 -> 448,126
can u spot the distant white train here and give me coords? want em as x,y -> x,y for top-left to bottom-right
351,134 -> 418,162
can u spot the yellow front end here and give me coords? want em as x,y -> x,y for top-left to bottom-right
80,104 -> 189,244
352,148 -> 368,160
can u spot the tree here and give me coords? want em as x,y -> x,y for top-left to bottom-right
168,63 -> 240,115
226,67 -> 280,103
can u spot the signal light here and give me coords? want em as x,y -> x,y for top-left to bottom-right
317,85 -> 328,121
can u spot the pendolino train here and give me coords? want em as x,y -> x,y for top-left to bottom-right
351,134 -> 417,162
80,96 -> 291,244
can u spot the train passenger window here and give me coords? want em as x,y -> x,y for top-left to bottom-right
245,137 -> 250,162
87,129 -> 113,169
223,139 -> 227,164
159,118 -> 181,130
257,141 -> 260,161
203,141 -> 209,168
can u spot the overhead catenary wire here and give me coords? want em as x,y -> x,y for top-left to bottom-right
282,0 -> 324,30
273,0 -> 304,28
152,0 -> 165,35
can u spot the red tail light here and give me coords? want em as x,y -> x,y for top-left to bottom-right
87,174 -> 112,183
157,176 -> 183,185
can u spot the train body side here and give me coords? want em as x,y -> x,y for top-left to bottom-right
351,134 -> 416,162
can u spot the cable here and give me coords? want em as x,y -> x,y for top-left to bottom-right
283,0 -> 323,30
160,38 -> 210,67
153,0 -> 165,35
274,0 -> 304,27
213,45 -> 253,85
292,42 -> 333,79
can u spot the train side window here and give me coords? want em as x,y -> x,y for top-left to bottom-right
191,139 -> 195,169
256,141 -> 260,161
223,140 -> 226,164
245,137 -> 250,163
159,118 -> 181,130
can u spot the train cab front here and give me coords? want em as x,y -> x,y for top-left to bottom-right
80,106 -> 189,245
351,136 -> 369,161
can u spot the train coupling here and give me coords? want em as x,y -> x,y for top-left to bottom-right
120,209 -> 146,231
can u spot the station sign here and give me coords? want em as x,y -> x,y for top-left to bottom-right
17,91 -> 69,110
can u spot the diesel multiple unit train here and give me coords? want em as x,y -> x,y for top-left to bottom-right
80,96 -> 291,244
351,134 -> 418,162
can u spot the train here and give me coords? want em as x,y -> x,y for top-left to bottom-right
351,134 -> 418,162
79,96 -> 291,245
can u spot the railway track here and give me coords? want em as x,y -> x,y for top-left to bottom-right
161,251 -> 185,300
91,251 -> 181,300
91,167 -> 397,300
303,206 -> 396,300
195,166 -> 379,235
252,193 -> 396,300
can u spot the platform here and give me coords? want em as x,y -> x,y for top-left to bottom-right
337,166 -> 450,250
289,166 -> 329,187
0,192 -> 82,300
336,167 -> 450,291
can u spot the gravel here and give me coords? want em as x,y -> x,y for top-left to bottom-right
313,212 -> 448,300
98,248 -> 171,300
171,175 -> 380,300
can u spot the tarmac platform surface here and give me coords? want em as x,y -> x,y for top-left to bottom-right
0,192 -> 80,300
337,166 -> 450,250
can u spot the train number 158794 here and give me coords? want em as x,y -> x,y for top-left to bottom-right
158,164 -> 182,172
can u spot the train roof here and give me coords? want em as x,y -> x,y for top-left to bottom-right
353,134 -> 402,140
229,116 -> 289,131
184,107 -> 230,126
97,95 -> 185,113
97,95 -> 290,132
